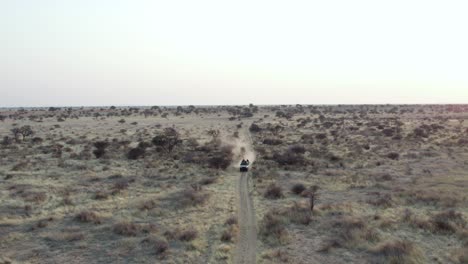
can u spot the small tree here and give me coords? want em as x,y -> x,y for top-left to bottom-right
152,127 -> 181,153
93,141 -> 109,158
303,185 -> 319,211
207,129 -> 220,141
249,123 -> 262,133
11,125 -> 34,142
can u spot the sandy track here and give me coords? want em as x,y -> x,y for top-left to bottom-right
234,129 -> 257,264
234,171 -> 257,264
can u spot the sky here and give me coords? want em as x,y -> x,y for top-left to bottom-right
1,0 -> 467,107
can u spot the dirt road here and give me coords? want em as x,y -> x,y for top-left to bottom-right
234,171 -> 257,264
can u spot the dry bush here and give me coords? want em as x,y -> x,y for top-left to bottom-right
288,202 -> 312,225
259,209 -> 289,244
11,161 -> 30,171
18,190 -> 47,204
301,134 -> 315,144
454,247 -> 468,264
263,138 -> 283,145
207,145 -> 234,169
152,127 -> 181,153
141,236 -> 169,255
139,199 -> 157,211
35,217 -> 54,229
249,123 -> 262,133
179,187 -> 210,207
199,177 -> 217,185
75,211 -> 102,224
111,178 -> 133,194
93,141 -> 109,158
225,215 -> 238,226
405,190 -> 461,207
220,225 -> 238,243
31,137 -> 44,144
367,193 -> 394,208
288,144 -> 306,154
318,238 -> 344,253
431,210 -> 466,234
330,216 -> 379,248
113,221 -> 141,236
263,249 -> 290,262
315,133 -> 327,140
272,150 -> 305,166
387,152 -> 400,160
413,127 -> 429,138
94,190 -> 109,200
54,231 -> 85,242
178,228 -> 198,241
264,183 -> 284,199
291,183 -> 306,195
127,147 -> 146,160
371,239 -> 425,264
382,128 -> 395,137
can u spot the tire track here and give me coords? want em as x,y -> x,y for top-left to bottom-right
234,129 -> 257,264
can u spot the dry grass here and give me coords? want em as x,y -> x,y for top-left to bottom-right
75,211 -> 102,224
113,221 -> 141,236
264,183 -> 284,199
141,235 -> 169,256
1,105 -> 467,263
371,239 -> 425,264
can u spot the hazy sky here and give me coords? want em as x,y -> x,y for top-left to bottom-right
1,0 -> 467,106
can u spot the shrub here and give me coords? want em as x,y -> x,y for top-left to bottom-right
260,209 -> 288,244
289,144 -> 306,154
263,138 -> 283,145
93,141 -> 109,150
127,147 -> 145,160
318,239 -> 343,253
178,229 -> 198,241
264,183 -> 284,199
93,141 -> 109,158
220,227 -> 236,242
387,152 -> 399,160
11,125 -> 34,141
207,145 -> 233,170
331,216 -> 379,246
139,200 -> 157,211
315,133 -> 327,140
22,191 -> 47,203
75,211 -> 102,224
368,194 -> 394,208
141,236 -> 169,255
31,137 -> 43,144
301,134 -> 315,144
413,127 -> 428,138
179,187 -> 209,207
199,177 -> 216,185
288,202 -> 311,225
371,239 -> 425,264
249,123 -> 262,133
152,127 -> 181,153
382,128 -> 395,137
225,216 -> 238,226
112,178 -> 131,194
113,221 -> 140,236
2,136 -> 13,146
431,210 -> 466,233
291,183 -> 306,195
272,150 -> 305,166
94,190 -> 109,200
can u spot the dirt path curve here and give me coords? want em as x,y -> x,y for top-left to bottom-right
234,129 -> 257,264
